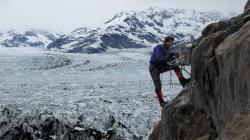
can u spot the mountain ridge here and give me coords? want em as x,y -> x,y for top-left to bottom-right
47,7 -> 225,53
0,7 -> 226,54
0,29 -> 60,48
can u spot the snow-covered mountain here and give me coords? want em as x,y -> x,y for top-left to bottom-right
47,7 -> 225,53
0,29 -> 60,48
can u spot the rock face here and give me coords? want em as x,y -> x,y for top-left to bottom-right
149,3 -> 250,140
148,90 -> 218,140
245,0 -> 250,11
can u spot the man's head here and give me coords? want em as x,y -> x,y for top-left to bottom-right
163,36 -> 174,48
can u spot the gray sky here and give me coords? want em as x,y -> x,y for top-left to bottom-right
0,0 -> 247,33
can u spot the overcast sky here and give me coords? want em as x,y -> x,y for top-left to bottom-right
0,0 -> 247,33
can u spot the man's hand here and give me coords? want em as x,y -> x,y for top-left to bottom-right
169,55 -> 186,66
168,55 -> 178,65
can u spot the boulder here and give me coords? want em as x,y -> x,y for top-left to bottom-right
148,90 -> 218,140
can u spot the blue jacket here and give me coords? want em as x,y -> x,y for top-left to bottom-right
150,44 -> 175,64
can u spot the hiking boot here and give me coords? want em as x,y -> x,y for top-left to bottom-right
160,101 -> 168,108
179,77 -> 191,87
155,90 -> 166,107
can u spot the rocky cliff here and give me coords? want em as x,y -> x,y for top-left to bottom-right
149,1 -> 250,140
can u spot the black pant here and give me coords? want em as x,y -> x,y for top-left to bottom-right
149,63 -> 183,92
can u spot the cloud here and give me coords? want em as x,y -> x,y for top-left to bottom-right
0,0 -> 247,32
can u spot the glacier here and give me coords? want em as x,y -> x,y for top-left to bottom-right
0,47 -> 189,139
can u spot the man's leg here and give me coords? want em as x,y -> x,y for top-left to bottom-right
172,66 -> 190,87
149,64 -> 166,107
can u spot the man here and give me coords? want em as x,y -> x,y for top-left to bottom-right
149,36 -> 190,107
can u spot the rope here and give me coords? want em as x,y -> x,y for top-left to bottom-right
165,45 -> 193,90
169,65 -> 173,89
160,61 -> 163,89
181,66 -> 191,77
168,53 -> 191,77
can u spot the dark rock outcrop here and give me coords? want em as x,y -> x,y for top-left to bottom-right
148,90 -> 218,140
149,2 -> 250,140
